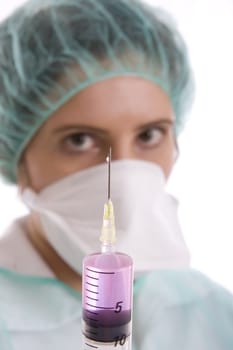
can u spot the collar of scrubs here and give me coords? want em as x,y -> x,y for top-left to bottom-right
0,268 -> 82,331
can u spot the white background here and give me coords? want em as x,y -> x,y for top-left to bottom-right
0,0 -> 233,291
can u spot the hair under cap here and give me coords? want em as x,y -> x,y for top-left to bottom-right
0,0 -> 194,183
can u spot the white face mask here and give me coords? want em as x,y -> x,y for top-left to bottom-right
22,160 -> 190,275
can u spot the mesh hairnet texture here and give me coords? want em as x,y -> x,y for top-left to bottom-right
0,0 -> 194,183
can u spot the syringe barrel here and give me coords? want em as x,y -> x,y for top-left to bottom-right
82,252 -> 133,346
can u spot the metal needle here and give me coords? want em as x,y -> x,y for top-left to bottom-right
106,147 -> 112,200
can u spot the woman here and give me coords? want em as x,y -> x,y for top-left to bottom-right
0,0 -> 232,349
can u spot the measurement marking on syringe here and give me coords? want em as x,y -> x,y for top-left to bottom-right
86,282 -> 98,287
87,296 -> 99,301
86,275 -> 99,280
85,343 -> 98,349
85,289 -> 99,294
87,330 -> 97,335
86,310 -> 99,315
86,303 -> 114,309
86,317 -> 98,322
86,267 -> 115,275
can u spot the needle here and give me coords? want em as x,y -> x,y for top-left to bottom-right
106,147 -> 112,201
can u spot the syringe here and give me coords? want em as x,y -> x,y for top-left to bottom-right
82,148 -> 134,350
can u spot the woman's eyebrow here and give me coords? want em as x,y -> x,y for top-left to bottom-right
135,118 -> 174,131
53,118 -> 174,135
53,124 -> 108,135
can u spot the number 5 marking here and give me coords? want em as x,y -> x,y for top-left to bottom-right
114,301 -> 123,313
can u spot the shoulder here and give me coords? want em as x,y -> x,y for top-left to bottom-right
0,268 -> 81,335
134,268 -> 233,310
0,218 -> 53,277
133,269 -> 233,349
0,222 -> 82,343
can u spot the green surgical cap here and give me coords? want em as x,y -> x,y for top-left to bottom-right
0,0 -> 194,183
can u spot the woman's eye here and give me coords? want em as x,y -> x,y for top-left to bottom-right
137,128 -> 164,148
63,133 -> 96,153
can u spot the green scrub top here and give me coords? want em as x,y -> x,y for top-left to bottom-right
0,267 -> 233,350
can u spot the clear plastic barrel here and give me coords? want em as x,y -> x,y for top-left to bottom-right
82,252 -> 133,349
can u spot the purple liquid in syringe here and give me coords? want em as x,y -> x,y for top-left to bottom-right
82,252 -> 133,343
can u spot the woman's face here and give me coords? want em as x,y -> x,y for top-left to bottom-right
22,77 -> 177,192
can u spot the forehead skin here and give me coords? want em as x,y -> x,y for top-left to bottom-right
21,77 -> 176,191
48,77 -> 173,128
